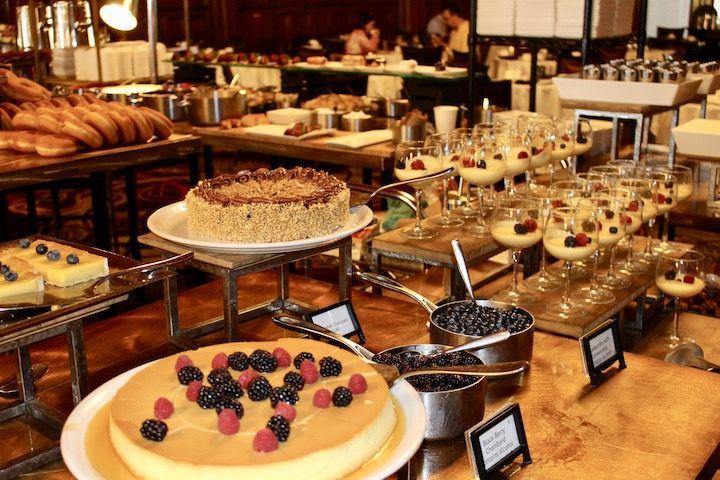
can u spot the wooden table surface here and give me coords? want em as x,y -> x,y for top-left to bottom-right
371,215 -> 504,267
4,272 -> 718,479
518,237 -> 693,338
0,134 -> 202,189
180,122 -> 396,172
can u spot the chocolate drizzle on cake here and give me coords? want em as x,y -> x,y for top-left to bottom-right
195,167 -> 346,207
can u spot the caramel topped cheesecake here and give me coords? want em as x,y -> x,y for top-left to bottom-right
185,167 -> 350,243
109,338 -> 396,480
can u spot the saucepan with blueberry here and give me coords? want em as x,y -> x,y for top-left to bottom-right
356,271 -> 535,365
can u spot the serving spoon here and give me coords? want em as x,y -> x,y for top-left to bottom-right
351,167 -> 454,208
272,316 -> 527,386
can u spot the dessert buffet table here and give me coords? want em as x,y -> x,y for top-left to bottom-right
182,124 -> 396,186
8,274 -> 719,478
0,134 -> 203,255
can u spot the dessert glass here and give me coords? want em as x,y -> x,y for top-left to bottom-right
518,187 -> 562,292
496,121 -> 530,195
543,205 -> 599,319
425,133 -> 464,228
394,141 -> 443,239
642,171 -> 678,256
490,198 -> 543,305
613,178 -> 657,274
549,119 -> 576,183
596,188 -> 641,287
579,196 -> 627,303
655,250 -> 705,348
653,165 -> 693,254
449,128 -> 475,218
458,131 -> 506,237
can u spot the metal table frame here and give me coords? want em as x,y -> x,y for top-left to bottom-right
139,234 -> 353,349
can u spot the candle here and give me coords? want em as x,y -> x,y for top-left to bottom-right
480,98 -> 492,123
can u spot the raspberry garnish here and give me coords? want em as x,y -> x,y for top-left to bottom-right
153,397 -> 174,420
575,232 -> 589,247
410,159 -> 426,170
253,428 -> 279,452
313,389 -> 332,408
299,360 -> 319,384
348,374 -> 368,394
238,369 -> 260,389
523,219 -> 538,233
186,380 -> 202,402
517,151 -> 529,159
683,275 -> 695,284
211,352 -> 228,370
272,348 -> 292,368
218,408 -> 240,435
462,157 -> 474,168
174,354 -> 193,373
274,402 -> 297,422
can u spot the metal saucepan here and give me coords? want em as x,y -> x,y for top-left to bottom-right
355,272 -> 535,364
100,84 -> 163,104
310,109 -> 345,129
185,87 -> 248,126
392,119 -> 427,143
139,92 -> 186,122
272,316 -> 528,440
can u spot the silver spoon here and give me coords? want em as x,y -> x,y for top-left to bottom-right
665,343 -> 720,373
352,167 -> 454,208
451,238 -> 475,302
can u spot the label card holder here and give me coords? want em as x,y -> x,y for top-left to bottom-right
465,403 -> 532,480
579,317 -> 626,387
305,299 -> 366,344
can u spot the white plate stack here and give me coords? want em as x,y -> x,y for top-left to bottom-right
554,0 -> 616,38
476,0 -> 515,36
515,0 -> 555,37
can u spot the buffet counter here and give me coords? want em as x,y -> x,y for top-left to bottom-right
5,272 -> 719,478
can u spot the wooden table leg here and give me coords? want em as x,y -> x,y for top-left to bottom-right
222,271 -> 239,342
90,171 -> 112,251
203,145 -> 214,179
124,167 -> 141,259
338,238 -> 352,301
66,320 -> 88,404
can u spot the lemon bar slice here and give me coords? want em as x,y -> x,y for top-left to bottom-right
0,256 -> 44,299
3,240 -> 109,288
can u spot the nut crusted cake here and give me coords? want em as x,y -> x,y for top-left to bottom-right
185,167 -> 350,243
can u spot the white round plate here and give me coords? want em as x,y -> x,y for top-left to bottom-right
61,363 -> 425,480
147,202 -> 374,254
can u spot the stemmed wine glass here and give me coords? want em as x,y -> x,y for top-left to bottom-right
490,198 -> 543,305
458,131 -> 507,237
613,178 -> 657,274
577,197 -> 626,304
543,204 -> 599,319
449,128 -> 475,218
653,165 -> 693,253
425,133 -> 464,228
656,250 -> 705,348
525,124 -> 552,191
596,188 -> 639,288
549,119 -> 576,182
642,170 -> 678,256
497,121 -> 531,195
394,141 -> 444,239
519,187 -> 562,292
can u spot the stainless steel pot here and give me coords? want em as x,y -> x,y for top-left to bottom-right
186,88 -> 248,126
378,98 -> 410,118
392,120 -> 426,143
100,84 -> 163,104
341,115 -> 372,132
310,109 -> 344,129
140,92 -> 186,122
356,272 -> 535,364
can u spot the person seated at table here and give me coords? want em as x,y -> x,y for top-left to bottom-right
345,12 -> 381,55
432,3 -> 469,64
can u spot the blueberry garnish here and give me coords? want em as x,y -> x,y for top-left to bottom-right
18,238 -> 30,248
4,270 -> 17,282
0,264 -> 8,275
46,250 -> 61,261
66,253 -> 80,265
35,243 -> 48,255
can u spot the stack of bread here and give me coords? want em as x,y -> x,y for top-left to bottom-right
0,69 -> 173,157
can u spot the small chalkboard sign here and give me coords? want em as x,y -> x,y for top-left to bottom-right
465,403 -> 532,480
579,317 -> 626,387
306,300 -> 366,344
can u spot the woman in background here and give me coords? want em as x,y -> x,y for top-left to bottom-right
345,12 -> 381,55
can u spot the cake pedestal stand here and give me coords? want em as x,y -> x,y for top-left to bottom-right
138,233 -> 353,349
